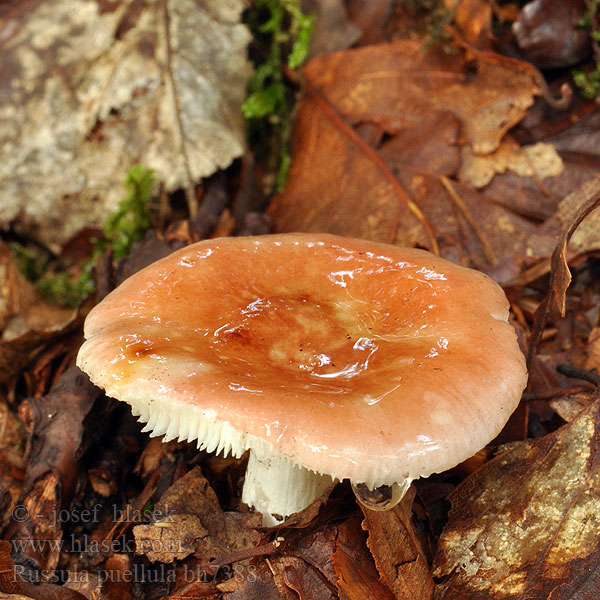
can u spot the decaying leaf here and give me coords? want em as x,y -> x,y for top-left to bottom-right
0,0 -> 251,251
134,514 -> 207,563
458,138 -> 564,189
299,40 -> 539,154
7,368 -> 103,580
0,540 -> 88,600
269,40 -> 539,264
434,399 -> 600,599
333,517 -> 395,600
362,487 -> 434,600
133,467 -> 261,564
0,243 -> 76,384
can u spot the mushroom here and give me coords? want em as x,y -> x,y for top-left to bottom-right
77,234 -> 527,526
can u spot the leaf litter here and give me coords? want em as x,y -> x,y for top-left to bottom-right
2,1 -> 600,599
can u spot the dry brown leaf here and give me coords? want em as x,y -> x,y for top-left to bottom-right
557,178 -> 600,254
451,0 -> 493,48
304,0 -> 360,58
361,487 -> 434,600
333,517 -> 395,600
0,0 -> 251,252
269,41 -> 539,264
0,540 -> 88,600
528,178 -> 600,260
299,41 -> 538,153
434,398 -> 600,599
585,327 -> 600,373
550,391 -> 596,423
0,243 -> 76,383
134,514 -> 207,563
133,467 -> 261,564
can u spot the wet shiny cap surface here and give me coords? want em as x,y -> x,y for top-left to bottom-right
77,234 -> 527,486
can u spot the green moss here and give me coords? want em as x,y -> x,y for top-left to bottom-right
572,64 -> 600,99
103,165 -> 155,259
10,165 -> 156,308
243,0 -> 314,191
573,0 -> 600,99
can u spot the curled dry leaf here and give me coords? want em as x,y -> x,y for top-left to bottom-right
361,487 -> 434,600
550,391 -> 597,423
434,399 -> 600,600
333,517 -> 395,600
556,178 -> 600,254
528,178 -> 600,260
0,0 -> 251,252
269,41 -> 539,264
526,181 -> 600,372
451,0 -> 492,48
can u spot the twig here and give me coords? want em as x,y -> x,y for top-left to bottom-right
522,384 -> 593,401
556,364 -> 600,387
440,175 -> 497,264
209,536 -> 285,568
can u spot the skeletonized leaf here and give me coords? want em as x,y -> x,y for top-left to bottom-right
0,0 -> 251,251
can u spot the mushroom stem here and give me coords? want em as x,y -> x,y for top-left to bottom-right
241,449 -> 333,527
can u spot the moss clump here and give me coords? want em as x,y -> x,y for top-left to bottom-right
243,0 -> 314,191
11,165 -> 156,308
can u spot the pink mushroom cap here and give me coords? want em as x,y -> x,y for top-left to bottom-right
77,234 -> 527,487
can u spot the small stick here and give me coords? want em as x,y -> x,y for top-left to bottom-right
556,364 -> 600,387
